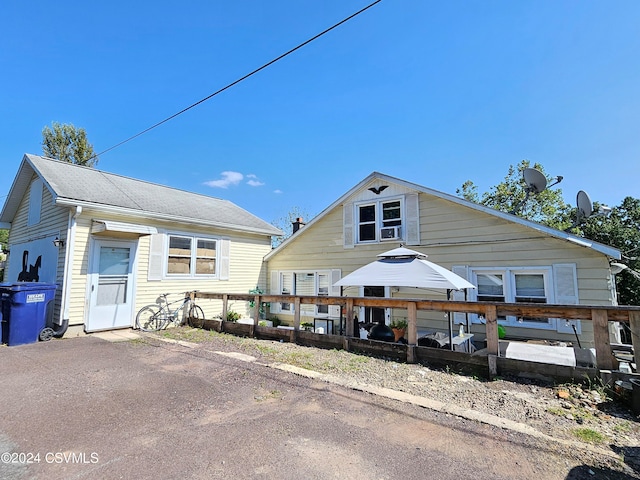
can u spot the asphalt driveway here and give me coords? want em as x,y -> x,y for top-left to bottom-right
0,332 -> 630,479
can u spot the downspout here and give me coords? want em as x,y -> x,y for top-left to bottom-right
56,205 -> 82,337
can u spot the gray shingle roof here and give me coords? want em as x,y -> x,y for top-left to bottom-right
1,154 -> 281,236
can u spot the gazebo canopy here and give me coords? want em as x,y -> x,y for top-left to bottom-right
333,247 -> 475,291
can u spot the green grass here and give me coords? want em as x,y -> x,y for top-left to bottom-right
572,428 -> 606,444
613,421 -> 632,433
547,407 -> 567,417
254,344 -> 280,356
280,351 -> 315,370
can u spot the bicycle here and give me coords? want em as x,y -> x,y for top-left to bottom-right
136,292 -> 205,332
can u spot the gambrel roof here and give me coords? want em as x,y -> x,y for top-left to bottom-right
265,171 -> 620,260
0,154 -> 282,236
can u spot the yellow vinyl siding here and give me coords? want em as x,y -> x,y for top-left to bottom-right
58,208 -> 272,329
268,190 -> 616,347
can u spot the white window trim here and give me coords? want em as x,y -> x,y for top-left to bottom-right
276,270 -> 340,317
165,233 -> 219,279
470,266 -> 555,330
354,196 -> 405,244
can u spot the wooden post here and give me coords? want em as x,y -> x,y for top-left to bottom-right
253,294 -> 260,326
186,291 -> 195,322
593,309 -> 616,371
485,305 -> 498,356
221,294 -> 228,332
407,302 -> 417,364
294,297 -> 301,330
631,312 -> 640,370
345,298 -> 354,337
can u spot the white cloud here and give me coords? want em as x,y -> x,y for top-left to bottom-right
204,171 -> 244,188
273,189 -> 283,194
246,174 -> 265,187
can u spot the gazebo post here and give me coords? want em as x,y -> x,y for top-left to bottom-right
447,289 -> 454,351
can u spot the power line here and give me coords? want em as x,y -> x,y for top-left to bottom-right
94,0 -> 383,159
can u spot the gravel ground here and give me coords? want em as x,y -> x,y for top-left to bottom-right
156,327 -> 640,475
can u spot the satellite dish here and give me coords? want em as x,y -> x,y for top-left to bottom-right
576,190 -> 593,223
610,262 -> 627,275
523,168 -> 548,194
510,167 -> 549,214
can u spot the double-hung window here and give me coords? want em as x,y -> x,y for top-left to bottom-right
476,272 -> 507,321
276,270 -> 339,317
280,272 -> 315,314
358,204 -> 377,242
167,235 -> 217,277
471,267 -> 552,329
317,273 -> 330,315
356,198 -> 403,243
514,273 -> 547,323
280,273 -> 316,316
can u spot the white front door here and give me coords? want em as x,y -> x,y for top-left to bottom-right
86,240 -> 136,332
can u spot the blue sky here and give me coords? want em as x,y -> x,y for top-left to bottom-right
1,1 -> 639,226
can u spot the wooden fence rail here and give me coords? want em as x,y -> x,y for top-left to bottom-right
191,291 -> 640,371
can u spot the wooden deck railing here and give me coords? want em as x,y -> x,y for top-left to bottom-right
190,291 -> 640,371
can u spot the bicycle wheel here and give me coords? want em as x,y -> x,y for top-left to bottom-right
136,305 -> 166,332
187,304 -> 205,328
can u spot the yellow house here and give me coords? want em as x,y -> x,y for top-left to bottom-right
0,154 -> 281,336
265,172 -> 622,348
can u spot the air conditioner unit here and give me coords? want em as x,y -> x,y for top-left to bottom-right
380,226 -> 401,241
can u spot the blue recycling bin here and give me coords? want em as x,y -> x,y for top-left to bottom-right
0,283 -> 57,346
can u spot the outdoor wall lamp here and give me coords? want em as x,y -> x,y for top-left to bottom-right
53,237 -> 64,248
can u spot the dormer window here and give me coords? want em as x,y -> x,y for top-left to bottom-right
357,199 -> 403,243
358,204 -> 377,241
343,192 -> 419,247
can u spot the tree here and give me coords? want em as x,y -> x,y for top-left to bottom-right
457,160 -> 571,230
271,206 -> 314,248
581,197 -> 640,306
459,161 -> 640,305
42,122 -> 98,166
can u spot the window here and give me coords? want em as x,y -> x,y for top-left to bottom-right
280,272 -> 293,312
276,270 -> 339,317
195,239 -> 216,275
476,273 -> 505,302
356,198 -> 403,243
317,273 -> 330,314
514,273 -> 547,323
167,235 -> 217,277
471,268 -> 552,329
358,204 -> 376,242
296,273 -> 316,316
476,273 -> 506,321
382,200 -> 401,227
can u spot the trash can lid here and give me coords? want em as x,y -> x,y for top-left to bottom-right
0,282 -> 58,292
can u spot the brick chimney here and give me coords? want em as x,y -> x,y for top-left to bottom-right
292,217 -> 306,234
